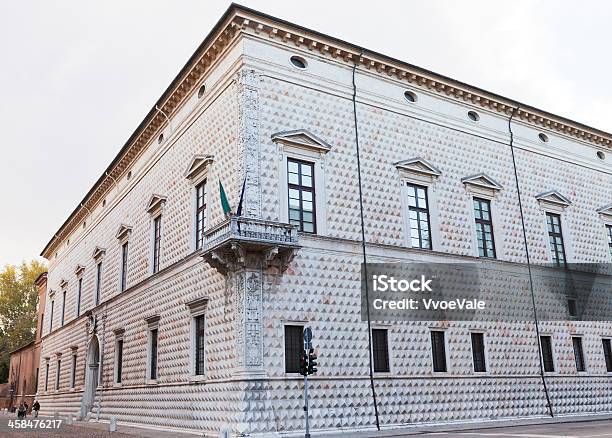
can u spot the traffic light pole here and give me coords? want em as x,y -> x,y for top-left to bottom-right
303,363 -> 310,438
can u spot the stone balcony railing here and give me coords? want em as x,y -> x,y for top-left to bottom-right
202,215 -> 300,274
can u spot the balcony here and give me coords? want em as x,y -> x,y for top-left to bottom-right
202,215 -> 300,274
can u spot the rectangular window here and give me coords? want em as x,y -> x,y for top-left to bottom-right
372,329 -> 390,372
76,279 -> 82,317
288,159 -> 316,233
71,354 -> 77,388
61,291 -> 66,326
607,225 -> 612,259
431,330 -> 447,372
45,363 -> 49,391
407,183 -> 432,249
49,301 -> 54,332
473,198 -> 496,258
153,216 -> 162,273
284,325 -> 304,373
149,328 -> 158,380
116,339 -> 123,383
40,313 -> 44,335
572,336 -> 586,372
55,359 -> 61,390
35,367 -> 39,392
471,332 -> 487,372
95,262 -> 102,305
546,213 -> 566,267
540,335 -> 555,372
603,339 -> 612,372
120,242 -> 129,292
195,180 -> 207,250
568,298 -> 577,317
195,315 -> 206,375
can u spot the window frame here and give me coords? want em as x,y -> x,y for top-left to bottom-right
44,361 -> 49,392
55,358 -> 61,391
194,314 -> 206,376
145,317 -> 160,384
606,224 -> 612,260
49,300 -> 54,332
152,214 -> 162,274
571,335 -> 587,373
61,290 -> 66,326
283,323 -> 306,374
95,261 -> 102,305
371,328 -> 391,373
540,335 -> 556,373
76,277 -> 82,317
545,212 -> 567,267
472,197 -> 497,259
195,179 -> 207,251
405,183 -> 432,250
115,335 -> 124,385
287,158 -> 317,234
430,329 -> 448,373
602,338 -> 612,373
120,241 -> 129,292
70,351 -> 77,389
470,331 -> 488,373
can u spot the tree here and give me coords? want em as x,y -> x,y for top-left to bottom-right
0,260 -> 47,383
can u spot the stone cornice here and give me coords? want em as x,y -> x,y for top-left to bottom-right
41,4 -> 612,259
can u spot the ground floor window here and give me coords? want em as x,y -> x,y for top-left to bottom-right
540,336 -> 555,372
284,325 -> 304,373
572,337 -> 586,372
471,332 -> 487,373
431,330 -> 447,373
372,329 -> 390,372
603,339 -> 612,372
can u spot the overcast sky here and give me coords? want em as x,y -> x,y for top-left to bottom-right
1,0 -> 611,268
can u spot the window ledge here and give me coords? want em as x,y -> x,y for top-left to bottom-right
113,383 -> 123,387
188,375 -> 207,383
145,379 -> 158,385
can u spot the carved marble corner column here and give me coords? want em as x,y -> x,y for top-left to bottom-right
235,69 -> 262,220
231,263 -> 265,378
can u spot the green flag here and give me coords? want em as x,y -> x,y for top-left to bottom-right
219,180 -> 231,216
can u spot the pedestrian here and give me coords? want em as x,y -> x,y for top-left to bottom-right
23,401 -> 28,417
32,400 -> 40,418
17,403 -> 26,419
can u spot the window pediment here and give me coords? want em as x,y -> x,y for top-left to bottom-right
59,279 -> 68,289
535,190 -> 572,208
144,315 -> 160,328
395,157 -> 441,182
597,203 -> 612,220
461,173 -> 502,192
271,129 -> 331,153
184,155 -> 214,181
92,246 -> 107,260
185,296 -> 209,315
74,264 -> 85,276
115,224 -> 133,241
147,194 -> 167,215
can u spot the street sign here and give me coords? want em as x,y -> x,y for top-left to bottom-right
303,326 -> 312,351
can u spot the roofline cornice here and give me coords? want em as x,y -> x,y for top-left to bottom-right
40,3 -> 612,259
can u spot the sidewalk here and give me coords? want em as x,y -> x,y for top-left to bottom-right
1,412 -> 611,437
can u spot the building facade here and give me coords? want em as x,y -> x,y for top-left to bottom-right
37,5 -> 612,435
6,272 -> 47,412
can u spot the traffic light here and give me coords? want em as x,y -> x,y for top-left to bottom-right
307,349 -> 318,375
299,351 -> 308,376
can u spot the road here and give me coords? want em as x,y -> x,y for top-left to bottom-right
417,419 -> 612,438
